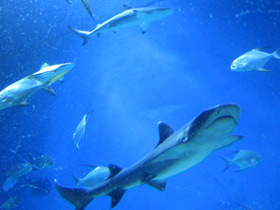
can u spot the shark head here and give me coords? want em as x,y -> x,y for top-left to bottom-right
137,7 -> 173,19
186,104 -> 241,143
32,63 -> 74,85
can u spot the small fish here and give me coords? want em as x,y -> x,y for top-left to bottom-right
29,154 -> 55,170
231,48 -> 280,72
2,177 -> 18,192
5,162 -> 33,177
65,0 -> 72,4
81,0 -> 95,21
73,112 -> 92,149
221,150 -> 262,172
73,165 -> 110,189
0,196 -> 20,210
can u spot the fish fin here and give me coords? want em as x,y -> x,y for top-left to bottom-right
140,22 -> 149,34
123,4 -> 132,10
109,189 -> 126,209
68,26 -> 91,46
55,183 -> 93,210
40,63 -> 49,69
73,175 -> 80,188
80,164 -> 98,169
219,156 -> 232,172
107,164 -> 123,179
254,68 -> 272,72
42,85 -> 56,96
15,101 -> 29,107
273,48 -> 280,59
156,122 -> 174,147
216,135 -> 243,150
147,179 -> 167,192
58,76 -> 64,83
235,166 -> 250,172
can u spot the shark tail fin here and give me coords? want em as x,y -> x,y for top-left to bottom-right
68,26 -> 91,46
56,183 -> 93,210
220,156 -> 232,172
273,48 -> 280,59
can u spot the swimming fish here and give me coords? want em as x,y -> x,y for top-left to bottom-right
221,150 -> 262,172
81,0 -> 95,21
0,63 -> 74,109
73,165 -> 110,189
73,112 -> 92,149
2,163 -> 33,191
2,177 -> 18,192
56,104 -> 242,209
65,0 -> 72,4
0,196 -> 20,210
29,154 -> 55,170
69,6 -> 173,45
231,48 -> 280,72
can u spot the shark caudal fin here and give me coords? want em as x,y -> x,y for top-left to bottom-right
68,26 -> 91,46
273,48 -> 280,59
56,183 -> 93,210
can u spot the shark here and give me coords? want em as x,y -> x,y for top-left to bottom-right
56,104 -> 243,210
69,6 -> 173,45
0,63 -> 74,109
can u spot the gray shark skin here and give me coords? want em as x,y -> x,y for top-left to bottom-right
56,104 -> 242,210
69,6 -> 173,45
0,63 -> 74,109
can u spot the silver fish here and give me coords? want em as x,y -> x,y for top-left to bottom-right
56,104 -> 242,209
73,112 -> 92,149
221,150 -> 262,171
73,165 -> 110,189
231,48 -> 280,72
69,6 -> 173,45
29,154 -> 55,170
0,196 -> 19,210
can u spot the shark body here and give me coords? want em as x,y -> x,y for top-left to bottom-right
0,63 -> 73,109
69,6 -> 173,45
56,104 -> 242,210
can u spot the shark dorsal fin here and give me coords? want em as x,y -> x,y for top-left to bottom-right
156,122 -> 174,147
41,63 -> 50,69
109,189 -> 126,209
107,164 -> 123,179
123,4 -> 132,10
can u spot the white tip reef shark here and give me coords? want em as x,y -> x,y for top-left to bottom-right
56,104 -> 243,210
69,5 -> 173,46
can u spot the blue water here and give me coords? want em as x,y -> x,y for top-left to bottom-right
0,0 -> 280,209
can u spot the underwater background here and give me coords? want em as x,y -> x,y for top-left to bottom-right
0,0 -> 280,209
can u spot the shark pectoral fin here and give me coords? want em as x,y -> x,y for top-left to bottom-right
147,179 -> 167,192
109,189 -> 126,209
107,164 -> 123,179
123,4 -> 132,10
216,135 -> 243,150
156,122 -> 174,147
255,68 -> 272,72
40,63 -> 50,69
42,85 -> 56,96
140,22 -> 149,34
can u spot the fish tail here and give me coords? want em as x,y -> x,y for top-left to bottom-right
72,175 -> 80,188
273,48 -> 280,59
56,183 -> 94,210
68,26 -> 91,46
219,155 -> 232,172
